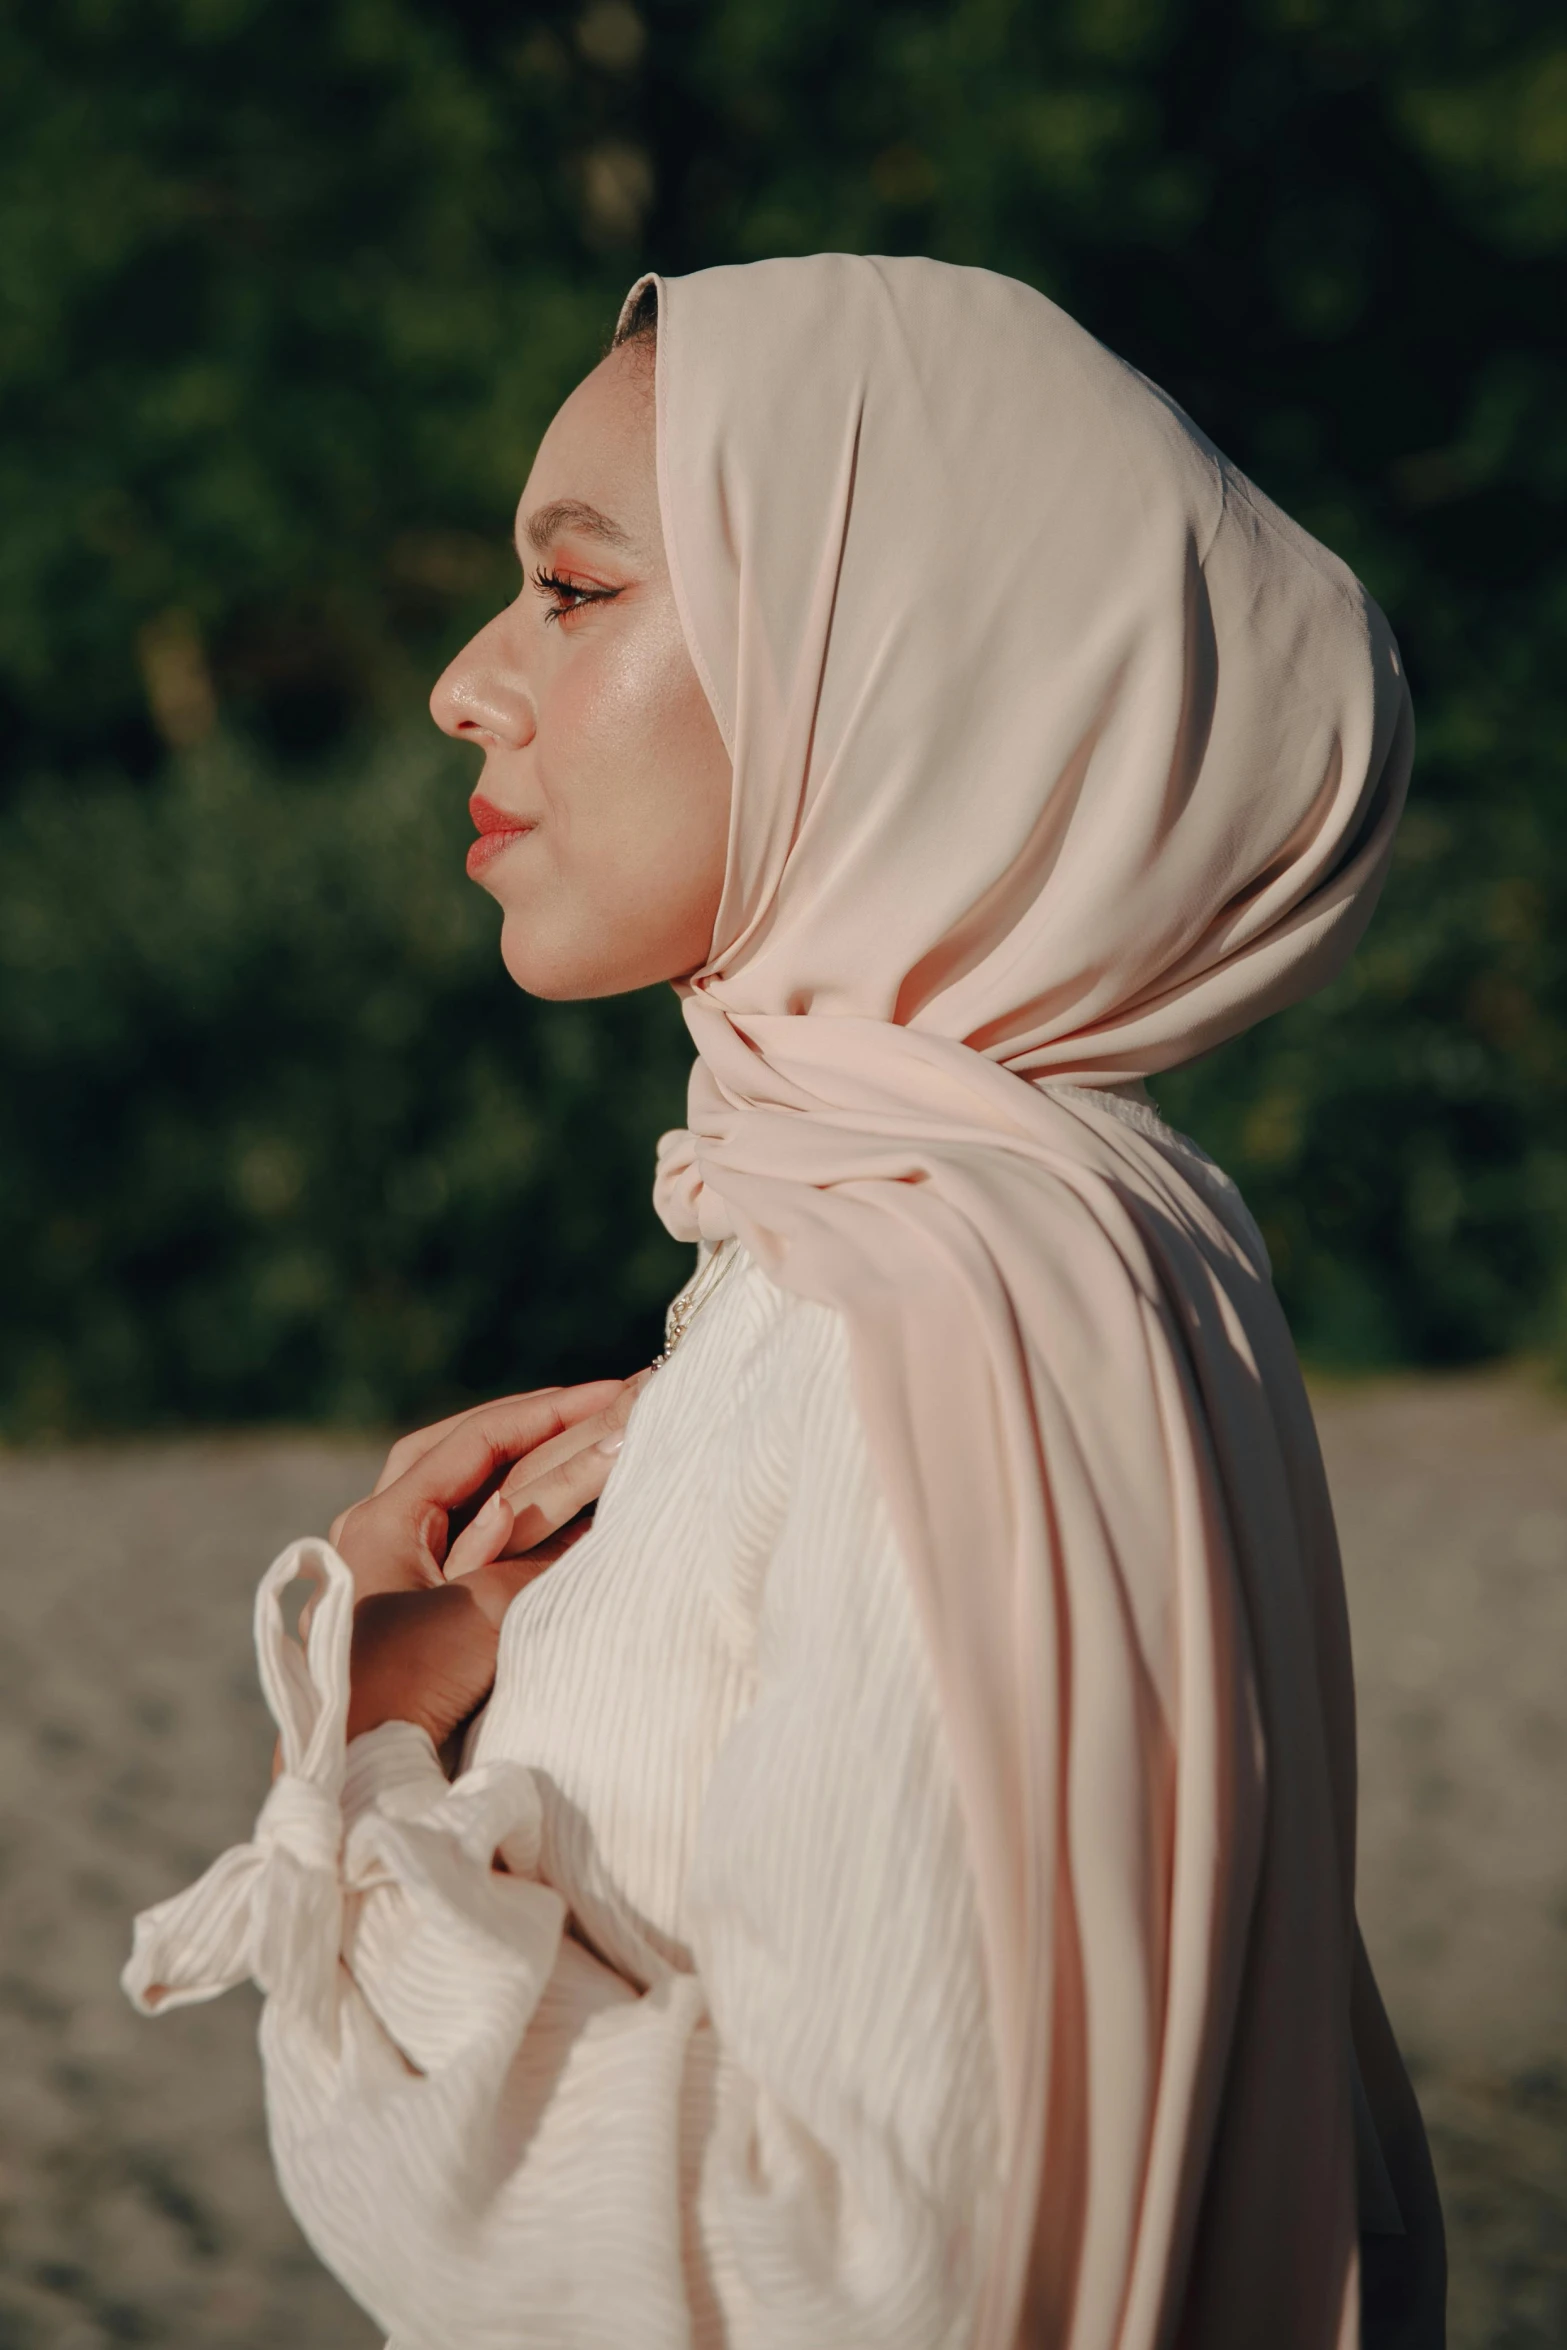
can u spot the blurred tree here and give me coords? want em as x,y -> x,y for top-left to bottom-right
0,0 -> 627,778
0,0 -> 699,1429
0,0 -> 1563,1427
0,736 -> 690,1428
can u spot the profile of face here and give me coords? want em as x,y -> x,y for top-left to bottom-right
430,342 -> 732,1000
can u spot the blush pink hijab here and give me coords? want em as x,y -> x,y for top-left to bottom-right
632,256 -> 1438,2348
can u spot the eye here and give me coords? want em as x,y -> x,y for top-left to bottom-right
532,565 -> 620,625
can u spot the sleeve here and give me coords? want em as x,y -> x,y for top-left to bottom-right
122,1372 -> 999,2350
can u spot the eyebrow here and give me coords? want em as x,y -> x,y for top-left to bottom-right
519,497 -> 633,557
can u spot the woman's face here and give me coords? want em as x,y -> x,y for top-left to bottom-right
431,344 -> 732,1000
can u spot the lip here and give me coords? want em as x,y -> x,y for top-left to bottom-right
466,791 -> 537,877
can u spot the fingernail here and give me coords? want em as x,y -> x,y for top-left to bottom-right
473,1490 -> 506,1531
595,1430 -> 625,1457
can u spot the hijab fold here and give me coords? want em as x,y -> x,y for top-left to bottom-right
631,255 -> 1435,2348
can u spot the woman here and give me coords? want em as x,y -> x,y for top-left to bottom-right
126,255 -> 1443,2348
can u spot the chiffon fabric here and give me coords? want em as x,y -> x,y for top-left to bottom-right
635,256 -> 1429,2348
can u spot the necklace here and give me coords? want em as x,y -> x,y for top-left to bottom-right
653,1238 -> 740,1368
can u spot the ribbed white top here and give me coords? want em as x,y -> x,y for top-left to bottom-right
125,1251 -> 1000,2348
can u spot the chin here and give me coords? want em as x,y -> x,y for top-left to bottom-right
500,948 -> 595,1002
498,897 -> 714,1002
499,922 -> 641,1003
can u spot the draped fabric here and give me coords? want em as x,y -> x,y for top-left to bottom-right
634,255 -> 1433,2348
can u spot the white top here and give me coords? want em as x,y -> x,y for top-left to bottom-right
125,1250 -> 1000,2349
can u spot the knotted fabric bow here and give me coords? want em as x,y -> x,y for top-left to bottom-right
122,1538 -> 353,2045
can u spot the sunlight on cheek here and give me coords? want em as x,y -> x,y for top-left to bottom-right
543,616 -> 719,874
491,619 -> 728,1000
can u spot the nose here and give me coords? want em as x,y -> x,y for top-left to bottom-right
429,609 -> 536,750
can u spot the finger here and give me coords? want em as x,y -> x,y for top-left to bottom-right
373,1409 -> 476,1496
370,1391 -> 565,1497
499,1427 -> 622,1556
442,1488 -> 516,1583
495,1369 -> 651,1507
392,1380 -> 629,1519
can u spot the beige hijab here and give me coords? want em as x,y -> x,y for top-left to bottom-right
634,256 -> 1435,2348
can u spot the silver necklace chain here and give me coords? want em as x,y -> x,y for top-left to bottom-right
653,1238 -> 740,1368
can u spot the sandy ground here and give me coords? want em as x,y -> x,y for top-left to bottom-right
0,1375 -> 1562,2348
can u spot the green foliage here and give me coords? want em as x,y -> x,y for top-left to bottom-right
0,0 -> 629,776
0,737 -> 692,1432
1,0 -> 1564,1427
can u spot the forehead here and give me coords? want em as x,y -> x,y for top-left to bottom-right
518,348 -> 659,548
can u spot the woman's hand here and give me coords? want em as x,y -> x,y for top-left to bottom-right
320,1374 -> 649,1750
330,1378 -> 639,1598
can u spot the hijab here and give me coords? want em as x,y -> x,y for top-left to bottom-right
631,254 -> 1429,2348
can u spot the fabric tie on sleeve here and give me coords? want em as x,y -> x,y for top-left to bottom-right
123,1537 -> 354,2044
124,1534 -> 560,2078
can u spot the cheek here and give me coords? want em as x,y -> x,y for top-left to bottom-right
546,624 -> 678,828
541,617 -> 728,921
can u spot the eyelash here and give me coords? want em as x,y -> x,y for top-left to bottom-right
532,566 -> 617,624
